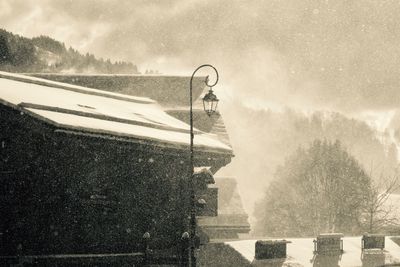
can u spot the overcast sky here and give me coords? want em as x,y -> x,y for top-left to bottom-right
2,0 -> 400,115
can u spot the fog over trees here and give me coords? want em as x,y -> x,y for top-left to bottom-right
254,140 -> 373,237
220,104 -> 399,219
0,29 -> 139,74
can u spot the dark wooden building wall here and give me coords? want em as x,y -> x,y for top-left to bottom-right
0,104 -> 195,256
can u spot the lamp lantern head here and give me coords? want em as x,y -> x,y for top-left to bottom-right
202,87 -> 219,116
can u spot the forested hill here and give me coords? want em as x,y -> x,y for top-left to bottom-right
219,104 -> 400,214
0,29 -> 139,74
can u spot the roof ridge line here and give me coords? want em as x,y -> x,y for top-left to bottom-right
0,71 -> 155,104
19,102 -> 203,135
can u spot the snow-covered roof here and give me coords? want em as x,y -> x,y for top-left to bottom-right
28,73 -> 207,108
224,237 -> 400,266
0,71 -> 232,153
28,73 -> 233,148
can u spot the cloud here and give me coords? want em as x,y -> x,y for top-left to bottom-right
3,0 -> 400,138
2,0 -> 396,112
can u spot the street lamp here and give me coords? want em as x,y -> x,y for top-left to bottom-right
188,64 -> 219,267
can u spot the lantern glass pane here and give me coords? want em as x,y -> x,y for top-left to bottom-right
214,100 -> 219,112
202,99 -> 208,113
208,101 -> 213,113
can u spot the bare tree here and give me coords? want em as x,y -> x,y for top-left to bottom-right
362,174 -> 400,233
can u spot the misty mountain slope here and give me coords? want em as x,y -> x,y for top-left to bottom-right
218,103 -> 399,218
0,29 -> 139,74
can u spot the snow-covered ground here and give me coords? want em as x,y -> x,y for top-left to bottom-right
226,236 -> 400,266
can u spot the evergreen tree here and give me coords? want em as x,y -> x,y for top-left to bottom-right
0,29 -> 141,74
0,34 -> 11,64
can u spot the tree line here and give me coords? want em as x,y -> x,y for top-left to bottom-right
254,139 -> 399,237
0,29 -> 139,74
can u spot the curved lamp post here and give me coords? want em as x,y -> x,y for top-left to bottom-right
188,64 -> 219,266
